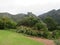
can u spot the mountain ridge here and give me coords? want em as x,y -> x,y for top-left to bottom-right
38,9 -> 60,24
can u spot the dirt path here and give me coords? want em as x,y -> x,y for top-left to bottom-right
27,37 -> 55,45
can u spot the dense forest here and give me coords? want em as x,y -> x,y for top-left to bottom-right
0,9 -> 60,39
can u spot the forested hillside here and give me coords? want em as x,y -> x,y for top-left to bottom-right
38,9 -> 60,24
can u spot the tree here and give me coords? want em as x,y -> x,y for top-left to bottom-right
34,21 -> 48,31
6,20 -> 17,29
44,17 -> 58,31
17,16 -> 39,27
0,19 -> 4,29
0,17 -> 17,29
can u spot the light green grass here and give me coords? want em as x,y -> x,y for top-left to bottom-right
0,30 -> 44,45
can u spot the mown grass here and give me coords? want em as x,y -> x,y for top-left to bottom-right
0,30 -> 44,45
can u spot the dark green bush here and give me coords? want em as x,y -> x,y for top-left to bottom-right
56,26 -> 60,30
0,17 -> 17,29
44,17 -> 58,31
34,22 -> 48,31
52,30 -> 60,39
17,16 -> 39,27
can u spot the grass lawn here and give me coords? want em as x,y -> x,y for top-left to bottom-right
0,30 -> 44,45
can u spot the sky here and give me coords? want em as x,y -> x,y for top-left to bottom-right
0,0 -> 60,16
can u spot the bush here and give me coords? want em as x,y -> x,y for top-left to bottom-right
54,39 -> 60,45
6,21 -> 17,29
0,17 -> 17,29
52,30 -> 60,39
34,22 -> 48,31
17,16 -> 39,27
44,17 -> 58,31
16,26 -> 27,33
17,26 -> 39,36
43,31 -> 52,39
16,26 -> 60,39
56,26 -> 60,30
37,31 -> 43,37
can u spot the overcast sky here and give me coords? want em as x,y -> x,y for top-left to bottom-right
0,0 -> 60,15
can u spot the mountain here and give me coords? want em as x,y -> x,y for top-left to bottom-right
0,12 -> 37,22
0,12 -> 12,18
0,12 -> 27,22
12,13 -> 27,22
38,9 -> 60,24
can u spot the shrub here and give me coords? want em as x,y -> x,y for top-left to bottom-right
56,26 -> 60,30
54,39 -> 60,45
17,16 -> 39,27
16,26 -> 27,33
17,26 -> 38,36
0,17 -> 17,29
17,26 -> 60,39
34,22 -> 48,31
52,30 -> 60,39
44,17 -> 58,31
43,31 -> 52,39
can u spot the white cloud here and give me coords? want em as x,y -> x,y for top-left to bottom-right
0,0 -> 60,15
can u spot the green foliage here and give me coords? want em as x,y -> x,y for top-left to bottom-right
44,17 -> 58,31
17,26 -> 49,38
17,16 -> 39,27
34,22 -> 48,31
16,26 -> 38,36
56,26 -> 60,30
38,9 -> 60,25
43,31 -> 52,39
0,17 -> 17,29
52,30 -> 60,39
54,39 -> 60,45
0,19 -> 4,29
6,20 -> 17,29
